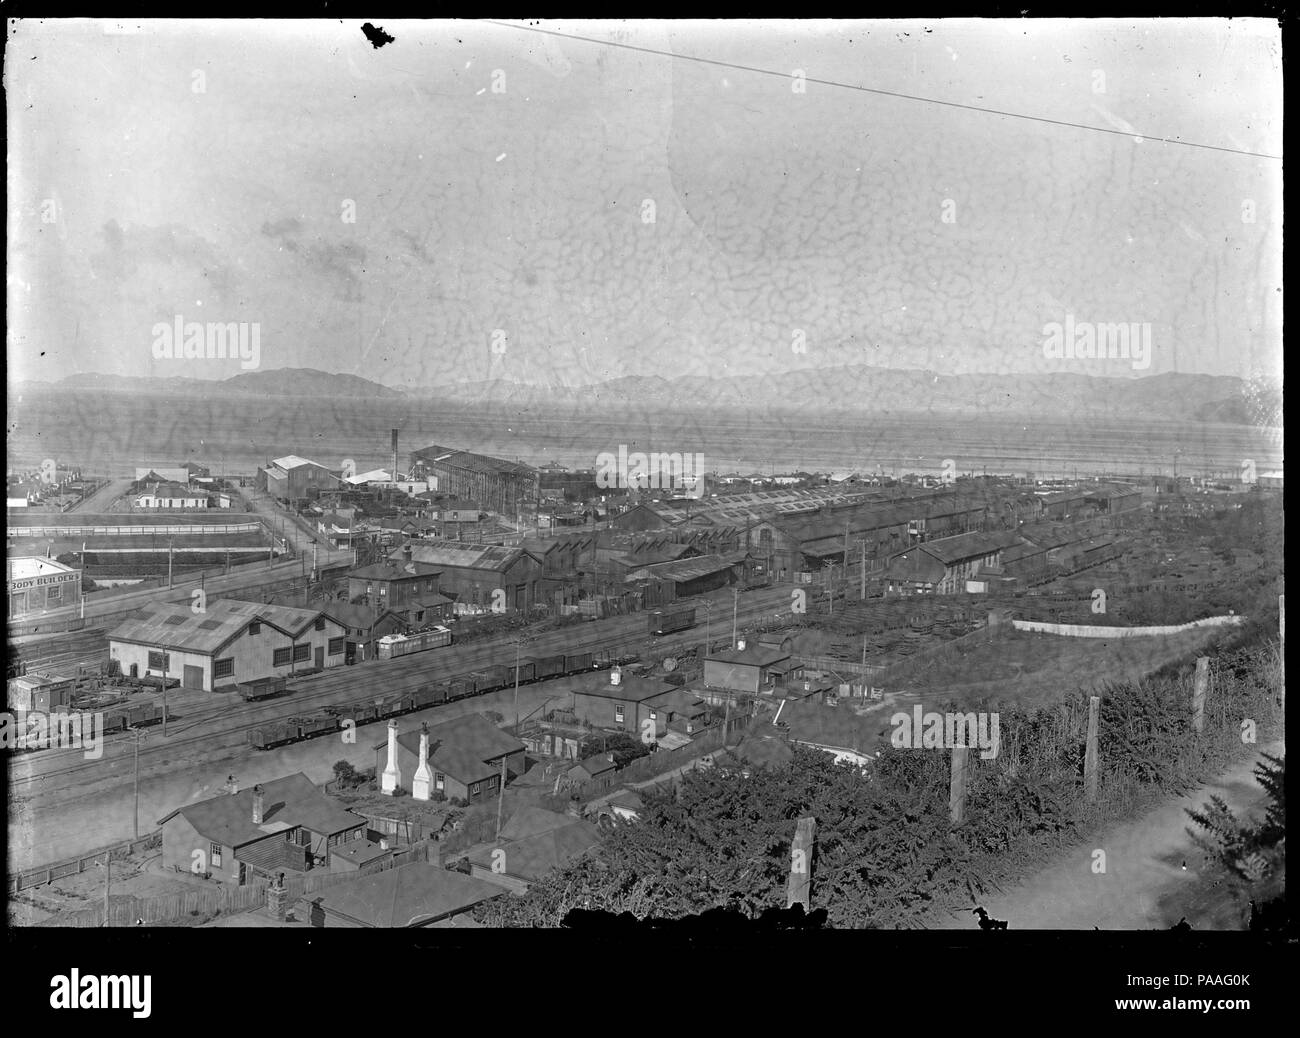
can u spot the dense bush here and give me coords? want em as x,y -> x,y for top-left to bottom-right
476,638 -> 1281,928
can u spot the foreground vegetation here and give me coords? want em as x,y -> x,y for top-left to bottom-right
476,632 -> 1283,928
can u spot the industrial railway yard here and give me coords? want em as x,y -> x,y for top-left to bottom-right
7,585 -> 788,807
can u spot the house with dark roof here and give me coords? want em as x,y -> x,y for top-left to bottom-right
775,699 -> 886,768
318,602 -> 407,663
701,640 -> 793,698
567,753 -> 618,788
346,558 -> 443,610
303,862 -> 505,927
157,773 -> 368,884
570,668 -> 676,739
466,811 -> 602,893
371,713 -> 526,804
108,598 -> 347,691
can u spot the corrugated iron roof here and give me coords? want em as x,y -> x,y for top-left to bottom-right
625,554 -> 737,584
411,445 -> 537,478
309,862 -> 504,927
394,540 -> 527,571
108,598 -> 330,654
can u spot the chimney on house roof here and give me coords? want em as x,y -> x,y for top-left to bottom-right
610,666 -> 621,686
252,784 -> 265,824
403,544 -> 413,562
226,775 -> 238,795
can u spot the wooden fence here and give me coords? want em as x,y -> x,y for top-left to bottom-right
9,833 -> 161,895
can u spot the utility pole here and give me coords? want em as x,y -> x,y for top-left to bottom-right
133,727 -> 141,839
103,851 -> 111,926
167,538 -> 174,589
731,587 -> 739,647
495,754 -> 508,840
860,541 -> 866,599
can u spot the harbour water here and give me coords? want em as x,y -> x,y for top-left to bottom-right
5,389 -> 1283,482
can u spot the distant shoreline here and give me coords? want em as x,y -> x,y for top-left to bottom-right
7,390 -> 1281,486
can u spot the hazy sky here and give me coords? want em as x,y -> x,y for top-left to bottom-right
6,18 -> 1283,386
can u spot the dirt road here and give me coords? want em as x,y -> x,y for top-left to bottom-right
933,738 -> 1284,930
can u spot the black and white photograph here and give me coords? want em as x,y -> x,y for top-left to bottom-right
4,14 -> 1287,1010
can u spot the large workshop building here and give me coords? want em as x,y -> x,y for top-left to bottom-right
7,557 -> 82,621
108,598 -> 347,691
408,445 -> 538,516
256,455 -> 339,504
390,541 -> 542,613
884,530 -> 1021,595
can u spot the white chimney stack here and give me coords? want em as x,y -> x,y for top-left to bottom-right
252,784 -> 265,824
737,639 -> 746,651
381,720 -> 402,796
610,667 -> 621,686
412,722 -> 432,801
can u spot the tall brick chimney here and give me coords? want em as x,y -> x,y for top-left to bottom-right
412,722 -> 432,801
252,784 -> 265,824
381,720 -> 402,795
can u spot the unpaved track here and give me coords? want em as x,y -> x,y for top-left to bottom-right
933,737 -> 1284,930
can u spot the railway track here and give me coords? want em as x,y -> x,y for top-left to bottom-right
9,586 -> 794,794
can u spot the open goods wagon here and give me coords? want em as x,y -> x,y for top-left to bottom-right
237,676 -> 289,702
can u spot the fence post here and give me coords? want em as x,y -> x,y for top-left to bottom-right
1084,696 -> 1100,801
1280,594 -> 1285,710
1192,657 -> 1209,733
949,745 -> 969,825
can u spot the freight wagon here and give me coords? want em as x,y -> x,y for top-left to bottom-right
648,608 -> 696,636
376,626 -> 454,660
236,676 -> 290,702
563,651 -> 593,673
530,654 -> 566,681
247,645 -> 648,752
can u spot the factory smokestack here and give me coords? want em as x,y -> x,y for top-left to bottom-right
392,429 -> 399,486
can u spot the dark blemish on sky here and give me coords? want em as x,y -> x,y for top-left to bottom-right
361,23 -> 394,49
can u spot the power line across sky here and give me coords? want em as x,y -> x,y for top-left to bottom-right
483,20 -> 1283,162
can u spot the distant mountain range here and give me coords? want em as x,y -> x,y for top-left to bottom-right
10,366 -> 1282,426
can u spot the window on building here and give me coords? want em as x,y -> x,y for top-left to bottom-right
328,637 -> 344,655
147,651 -> 169,671
314,618 -> 326,631
614,706 -> 625,723
46,583 -> 63,604
273,647 -> 292,667
469,782 -> 482,798
214,658 -> 234,679
210,843 -> 222,868
293,643 -> 310,662
248,621 -> 260,636
435,773 -> 444,790
487,775 -> 499,794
